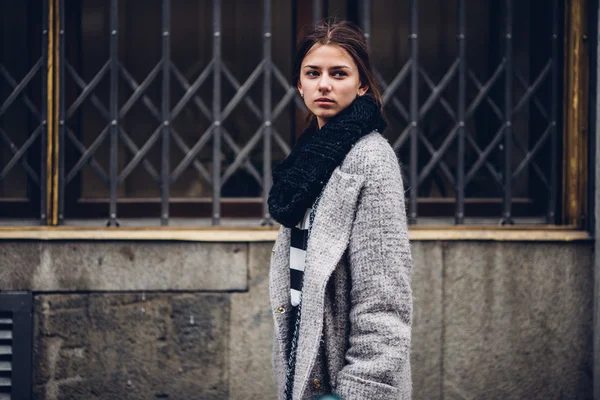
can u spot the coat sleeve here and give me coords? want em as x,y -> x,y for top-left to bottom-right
334,140 -> 413,400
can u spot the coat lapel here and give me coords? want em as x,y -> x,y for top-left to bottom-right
293,167 -> 364,399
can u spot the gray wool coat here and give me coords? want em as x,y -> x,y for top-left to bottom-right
269,133 -> 413,400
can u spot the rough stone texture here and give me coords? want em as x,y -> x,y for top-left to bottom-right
442,242 -> 594,400
410,241 -> 444,400
0,242 -> 41,289
33,293 -> 230,400
229,242 -> 276,400
14,239 -> 593,399
0,242 -> 247,291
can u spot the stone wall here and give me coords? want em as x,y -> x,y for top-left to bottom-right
0,240 -> 594,399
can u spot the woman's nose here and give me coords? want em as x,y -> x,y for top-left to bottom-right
318,76 -> 332,91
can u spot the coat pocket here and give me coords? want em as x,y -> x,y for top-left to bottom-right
334,371 -> 402,400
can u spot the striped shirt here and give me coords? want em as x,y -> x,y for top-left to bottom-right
289,208 -> 311,307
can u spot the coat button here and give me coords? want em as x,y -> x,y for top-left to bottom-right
313,378 -> 321,390
275,306 -> 286,314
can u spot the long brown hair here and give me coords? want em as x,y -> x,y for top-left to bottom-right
293,20 -> 383,110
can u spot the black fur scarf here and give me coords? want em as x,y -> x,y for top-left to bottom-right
268,95 -> 386,228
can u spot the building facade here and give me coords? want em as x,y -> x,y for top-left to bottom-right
0,0 -> 597,399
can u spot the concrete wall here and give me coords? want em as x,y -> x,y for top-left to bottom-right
0,240 -> 593,399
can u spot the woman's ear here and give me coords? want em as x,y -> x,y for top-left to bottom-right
297,82 -> 303,98
358,83 -> 368,96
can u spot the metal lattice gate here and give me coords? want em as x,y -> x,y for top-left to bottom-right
0,0 -> 590,227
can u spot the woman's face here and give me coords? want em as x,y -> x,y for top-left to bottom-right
298,44 -> 368,129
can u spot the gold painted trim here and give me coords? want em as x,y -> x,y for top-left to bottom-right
562,0 -> 589,227
51,0 -> 60,226
0,227 -> 590,242
45,0 -> 55,226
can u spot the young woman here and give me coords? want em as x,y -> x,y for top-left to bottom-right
268,21 -> 413,400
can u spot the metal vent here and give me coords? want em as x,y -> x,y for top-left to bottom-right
0,313 -> 12,400
0,293 -> 32,400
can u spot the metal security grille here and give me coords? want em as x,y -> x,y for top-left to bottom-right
0,293 -> 33,400
0,1 -> 48,223
0,0 -> 588,226
363,0 -> 563,225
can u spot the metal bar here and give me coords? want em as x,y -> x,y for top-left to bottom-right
512,125 -> 551,183
392,124 -> 412,150
271,87 -> 297,121
64,65 -> 131,184
161,0 -> 170,226
511,122 -> 548,186
220,60 -> 265,121
0,66 -> 42,118
173,63 -> 213,118
108,0 -> 119,226
118,61 -> 162,119
418,62 -> 458,120
513,63 -> 551,115
272,64 -> 306,110
118,127 -> 161,183
65,61 -> 109,118
466,63 -> 505,119
65,128 -> 109,184
222,131 -> 263,185
361,0 -> 371,45
41,0 -> 49,224
409,0 -> 418,224
381,60 -> 412,107
170,59 -> 213,121
115,65 -> 169,181
222,123 -> 265,188
0,60 -> 42,117
51,0 -> 60,225
502,0 -> 513,225
464,125 -> 506,186
170,124 -> 215,183
58,0 -> 65,224
549,0 -> 558,224
312,0 -> 322,23
515,69 -> 550,119
212,0 -> 222,225
417,125 -> 457,185
46,0 -> 55,225
171,130 -> 212,184
273,129 -> 291,155
173,64 -> 262,185
67,126 -> 111,183
262,0 -> 272,223
562,0 -> 588,227
377,70 -> 411,122
118,130 -> 160,181
65,63 -> 110,118
0,127 -> 41,183
464,128 -> 503,188
222,63 -> 261,117
456,0 -> 466,224
117,63 -> 161,122
67,61 -> 160,186
0,66 -> 44,183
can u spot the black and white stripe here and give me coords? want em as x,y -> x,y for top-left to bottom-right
289,208 -> 311,307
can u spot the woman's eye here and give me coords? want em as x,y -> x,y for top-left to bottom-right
306,71 -> 319,77
333,71 -> 347,77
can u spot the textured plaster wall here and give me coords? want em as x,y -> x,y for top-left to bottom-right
0,240 -> 593,399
